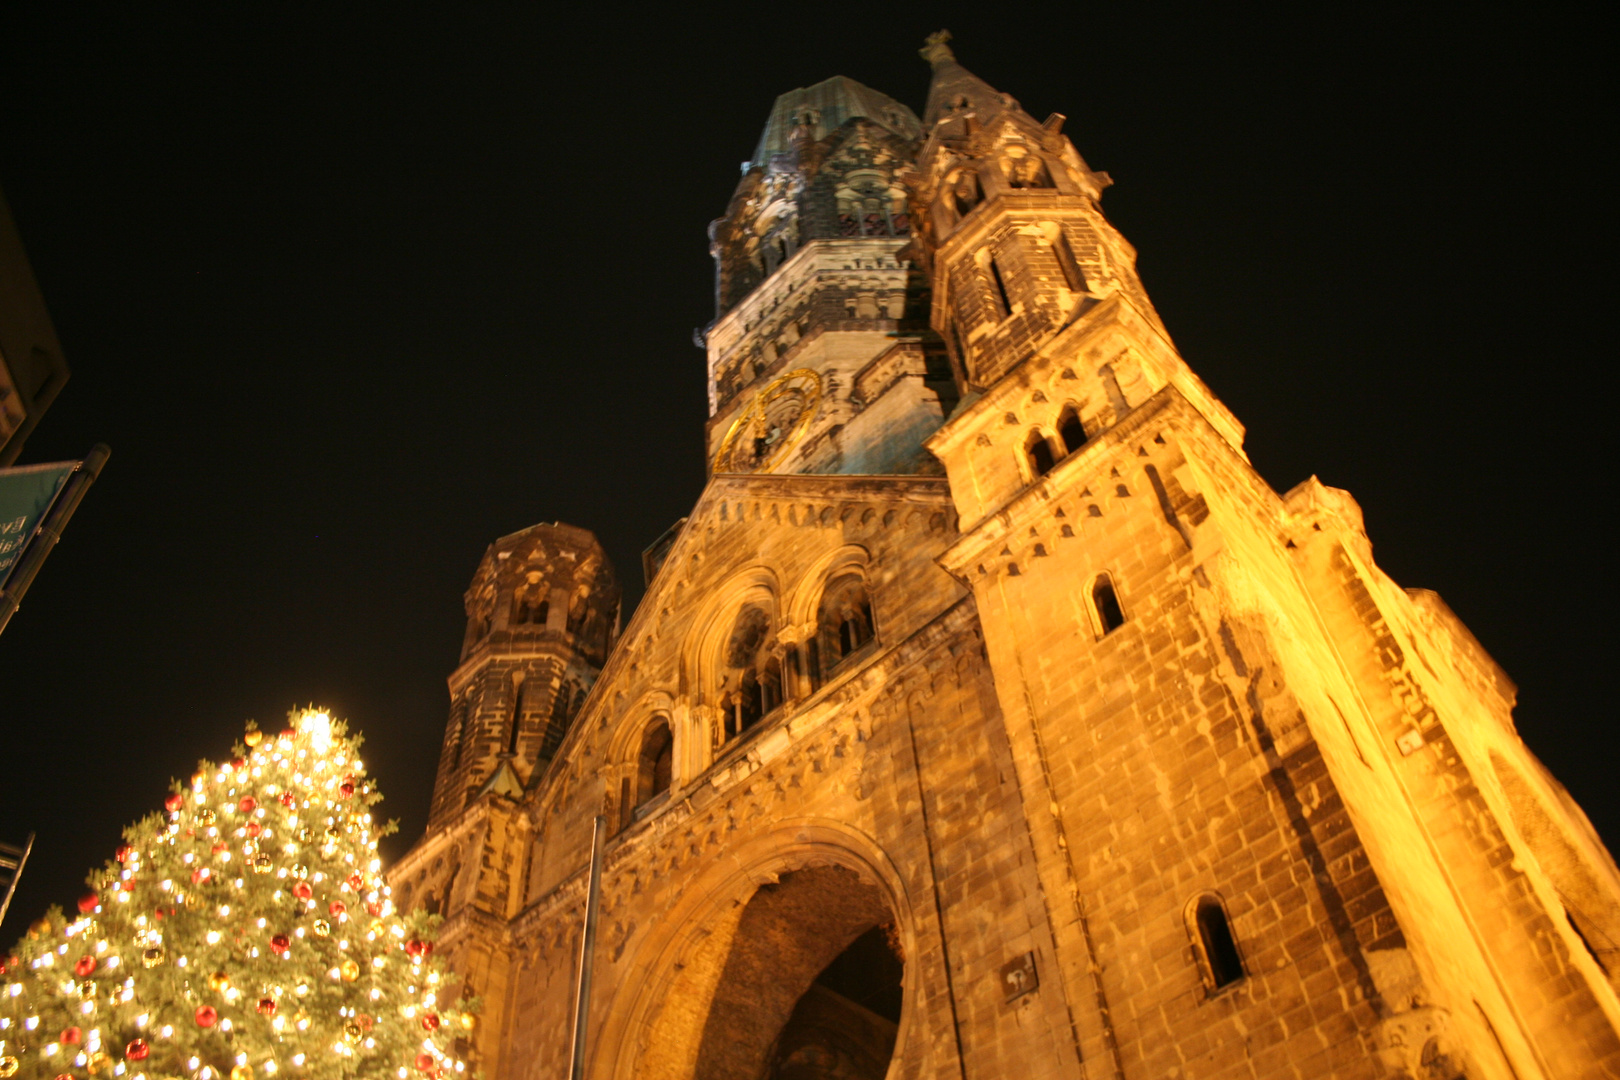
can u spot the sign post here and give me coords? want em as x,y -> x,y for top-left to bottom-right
0,443 -> 110,637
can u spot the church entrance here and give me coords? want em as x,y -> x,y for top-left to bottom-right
688,864 -> 905,1080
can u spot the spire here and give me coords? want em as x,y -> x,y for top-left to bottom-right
920,30 -> 1010,129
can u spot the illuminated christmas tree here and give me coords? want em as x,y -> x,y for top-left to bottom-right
0,710 -> 473,1080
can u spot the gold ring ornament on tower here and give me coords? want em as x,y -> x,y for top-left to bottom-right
713,368 -> 822,473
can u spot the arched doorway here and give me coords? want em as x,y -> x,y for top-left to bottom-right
690,864 -> 905,1080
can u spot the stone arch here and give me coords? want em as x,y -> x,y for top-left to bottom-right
786,545 -> 872,628
598,821 -> 922,1080
678,564 -> 783,700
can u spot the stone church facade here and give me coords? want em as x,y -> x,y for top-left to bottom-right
388,35 -> 1620,1080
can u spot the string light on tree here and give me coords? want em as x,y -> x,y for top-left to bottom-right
0,710 -> 476,1080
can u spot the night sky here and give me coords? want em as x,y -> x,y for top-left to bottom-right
1,6 -> 1611,935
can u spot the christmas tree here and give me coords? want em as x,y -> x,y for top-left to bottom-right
0,710 -> 473,1080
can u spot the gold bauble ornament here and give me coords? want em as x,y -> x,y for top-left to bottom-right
324,827 -> 341,842
230,1065 -> 252,1080
78,980 -> 98,998
339,959 -> 360,982
198,809 -> 217,826
253,854 -> 273,874
141,946 -> 165,968
460,1013 -> 476,1031
208,971 -> 230,992
86,1050 -> 110,1075
0,1054 -> 21,1077
296,828 -> 313,844
28,917 -> 51,938
342,1023 -> 362,1045
312,920 -> 330,938
244,730 -> 263,748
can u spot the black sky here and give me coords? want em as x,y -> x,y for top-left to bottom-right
1,4 -> 1613,934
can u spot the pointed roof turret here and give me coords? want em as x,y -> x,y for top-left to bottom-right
920,30 -> 1010,129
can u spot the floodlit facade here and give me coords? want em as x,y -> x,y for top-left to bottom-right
390,35 -> 1620,1080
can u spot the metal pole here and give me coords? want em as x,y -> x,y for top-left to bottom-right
0,443 -> 110,637
0,831 -> 36,931
567,815 -> 606,1080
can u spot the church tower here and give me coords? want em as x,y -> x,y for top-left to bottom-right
390,34 -> 1620,1080
917,30 -> 1620,1080
396,523 -> 618,1077
704,76 -> 956,477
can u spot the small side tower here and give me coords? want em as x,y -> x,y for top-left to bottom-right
391,523 -> 618,1077
427,522 -> 620,826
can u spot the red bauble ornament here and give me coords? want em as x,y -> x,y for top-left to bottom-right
164,794 -> 184,813
211,842 -> 228,855
256,997 -> 276,1015
356,1013 -> 374,1031
328,900 -> 346,917
61,1026 -> 83,1044
0,954 -> 16,975
57,1073 -> 76,1080
292,881 -> 313,900
278,792 -> 295,808
191,867 -> 211,885
238,796 -> 257,813
73,955 -> 96,977
125,1039 -> 150,1061
366,901 -> 383,917
77,893 -> 99,914
414,1054 -> 434,1072
346,872 -> 363,891
339,782 -> 355,798
195,1005 -> 218,1027
230,758 -> 246,772
246,821 -> 262,837
270,933 -> 290,954
404,939 -> 424,958
420,1013 -> 440,1032
115,845 -> 135,864
120,879 -> 136,892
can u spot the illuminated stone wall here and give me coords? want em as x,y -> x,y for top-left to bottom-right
390,39 -> 1620,1080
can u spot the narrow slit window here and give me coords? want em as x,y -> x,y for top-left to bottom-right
1195,898 -> 1244,988
505,681 -> 526,756
1058,408 -> 1088,455
1026,432 -> 1057,478
988,257 -> 1013,318
1092,574 -> 1125,633
1053,232 -> 1087,293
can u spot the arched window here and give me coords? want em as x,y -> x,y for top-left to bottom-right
1003,153 -> 1054,189
511,580 -> 548,626
1025,431 -> 1057,479
814,574 -> 875,682
1189,894 -> 1244,990
1058,407 -> 1088,455
950,168 -> 982,217
1092,573 -> 1125,634
722,605 -> 782,741
635,719 -> 674,810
